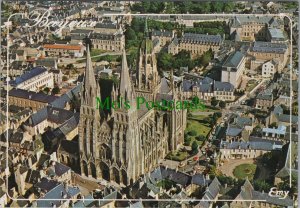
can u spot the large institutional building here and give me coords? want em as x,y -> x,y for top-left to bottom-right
78,29 -> 187,185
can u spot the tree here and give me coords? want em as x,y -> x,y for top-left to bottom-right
43,87 -> 50,94
211,97 -> 218,107
254,180 -> 272,192
196,135 -> 205,141
157,51 -> 174,71
125,28 -> 137,41
211,2 -> 224,12
191,141 -> 199,154
52,86 -> 60,95
219,101 -> 226,108
62,76 -> 68,81
188,130 -> 197,136
184,136 -> 192,146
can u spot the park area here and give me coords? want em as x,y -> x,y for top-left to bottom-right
165,111 -> 220,161
233,163 -> 257,180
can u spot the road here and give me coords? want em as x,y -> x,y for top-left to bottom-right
58,52 -> 121,65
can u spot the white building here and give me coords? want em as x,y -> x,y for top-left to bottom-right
10,67 -> 54,92
221,51 -> 246,88
262,59 -> 278,78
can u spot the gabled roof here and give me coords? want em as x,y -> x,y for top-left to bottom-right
10,67 -> 47,86
222,51 -> 244,69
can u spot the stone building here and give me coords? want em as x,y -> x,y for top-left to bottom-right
229,16 -> 283,41
151,29 -> 174,47
9,67 -> 54,92
90,32 -> 124,52
262,59 -> 279,78
221,51 -> 246,88
248,41 -> 289,71
220,140 -> 282,160
9,89 -> 58,111
44,44 -> 85,58
168,33 -> 223,58
79,28 -> 187,185
255,91 -> 274,110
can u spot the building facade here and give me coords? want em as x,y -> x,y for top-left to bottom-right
44,44 -> 85,58
9,67 -> 54,92
221,51 -> 246,88
79,30 -> 186,185
168,33 -> 223,58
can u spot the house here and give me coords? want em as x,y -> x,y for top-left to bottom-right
262,59 -> 279,78
9,88 -> 58,111
230,179 -> 293,208
195,177 -> 221,208
9,67 -> 54,92
262,125 -> 286,141
248,41 -> 289,71
44,44 -> 85,58
255,91 -> 273,110
268,105 -> 298,127
221,51 -> 246,88
220,140 -> 282,160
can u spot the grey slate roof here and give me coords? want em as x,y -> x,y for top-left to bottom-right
9,88 -> 58,103
152,30 -> 173,37
268,28 -> 285,40
10,67 -> 47,86
213,81 -> 234,92
150,166 -> 191,186
231,16 -> 280,27
220,140 -> 282,151
222,51 -> 244,68
251,41 -> 288,54
181,33 -> 222,45
226,125 -> 243,137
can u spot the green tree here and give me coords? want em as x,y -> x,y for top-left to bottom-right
43,87 -> 50,94
191,141 -> 199,154
52,86 -> 60,95
211,97 -> 218,107
62,76 -> 68,81
212,2 -> 224,12
223,2 -> 234,13
125,27 -> 137,41
189,130 -> 197,136
184,136 -> 192,146
219,101 -> 226,108
254,180 -> 272,192
157,51 -> 174,71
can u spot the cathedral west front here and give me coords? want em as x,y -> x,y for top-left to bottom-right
78,25 -> 187,186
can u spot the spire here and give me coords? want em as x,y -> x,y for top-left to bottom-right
119,50 -> 132,99
144,18 -> 149,37
84,44 -> 97,88
82,44 -> 99,107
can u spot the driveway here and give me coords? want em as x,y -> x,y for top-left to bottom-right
218,158 -> 255,178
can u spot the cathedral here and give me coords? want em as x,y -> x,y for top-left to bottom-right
78,27 -> 187,185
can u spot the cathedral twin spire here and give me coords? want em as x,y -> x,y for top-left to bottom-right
82,44 -> 100,108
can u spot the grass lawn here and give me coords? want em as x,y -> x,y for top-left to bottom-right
166,150 -> 189,161
186,115 -> 212,138
233,164 -> 257,180
91,49 -> 106,56
245,80 -> 259,92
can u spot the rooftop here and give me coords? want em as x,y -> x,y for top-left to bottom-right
222,51 -> 245,69
44,44 -> 82,50
10,67 -> 47,86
